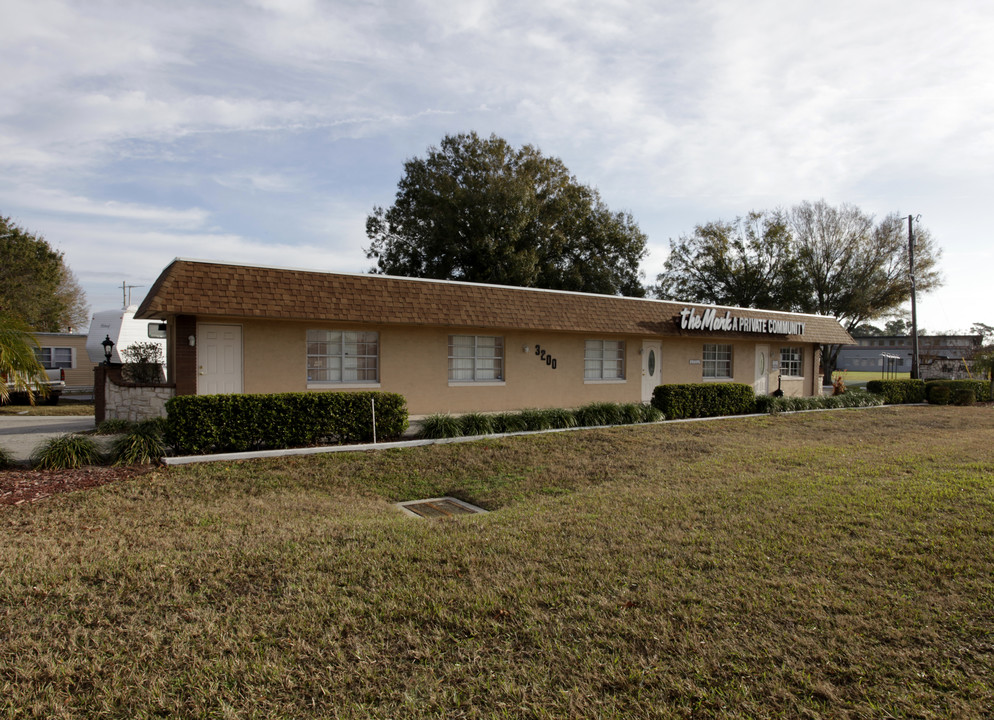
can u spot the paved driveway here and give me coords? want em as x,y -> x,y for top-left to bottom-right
0,415 -> 96,463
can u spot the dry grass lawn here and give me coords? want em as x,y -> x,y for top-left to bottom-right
1,405 -> 992,718
0,403 -> 95,416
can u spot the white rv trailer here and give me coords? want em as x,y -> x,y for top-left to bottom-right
86,305 -> 168,369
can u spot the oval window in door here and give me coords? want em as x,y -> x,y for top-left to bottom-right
648,349 -> 656,377
759,351 -> 766,374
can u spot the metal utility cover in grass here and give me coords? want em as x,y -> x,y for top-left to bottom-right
397,497 -> 487,518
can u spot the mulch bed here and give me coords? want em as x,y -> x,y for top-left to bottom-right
0,465 -> 156,506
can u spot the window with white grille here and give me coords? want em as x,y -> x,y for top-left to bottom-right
702,344 -> 732,379
448,335 -> 504,382
584,340 -> 625,380
307,330 -> 379,383
780,347 -> 803,376
38,347 -> 73,369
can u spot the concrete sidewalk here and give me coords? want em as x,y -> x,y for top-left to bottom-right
0,415 -> 96,463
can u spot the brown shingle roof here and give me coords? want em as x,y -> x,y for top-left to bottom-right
135,259 -> 854,344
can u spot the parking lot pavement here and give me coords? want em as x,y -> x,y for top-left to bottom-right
0,415 -> 96,463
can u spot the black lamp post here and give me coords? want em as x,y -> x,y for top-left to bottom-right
772,372 -> 784,397
101,335 -> 115,365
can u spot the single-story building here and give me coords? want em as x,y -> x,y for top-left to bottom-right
32,331 -> 95,389
135,259 -> 853,415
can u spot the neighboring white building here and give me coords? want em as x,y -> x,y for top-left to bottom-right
837,334 -> 982,379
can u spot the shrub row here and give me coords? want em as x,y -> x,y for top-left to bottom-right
865,378 -> 993,405
165,391 -> 408,455
865,379 -> 926,404
651,383 -> 756,420
925,379 -> 991,405
420,385 -> 892,439
418,402 -> 663,440
755,389 -> 883,414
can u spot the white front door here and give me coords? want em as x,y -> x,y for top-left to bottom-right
755,344 -> 769,396
197,324 -> 243,395
641,341 -> 662,402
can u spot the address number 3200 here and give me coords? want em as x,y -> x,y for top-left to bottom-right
534,345 -> 557,370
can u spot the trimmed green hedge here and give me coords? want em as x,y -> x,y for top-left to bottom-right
165,391 -> 408,455
925,379 -> 991,404
866,379 -> 926,404
927,384 -> 950,405
651,383 -> 755,420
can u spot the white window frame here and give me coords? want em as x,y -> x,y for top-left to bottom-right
584,339 -> 626,382
306,330 -> 380,387
702,343 -> 732,379
780,346 -> 803,377
448,335 -> 504,384
38,347 -> 74,369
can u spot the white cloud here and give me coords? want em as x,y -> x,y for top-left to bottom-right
1,0 -> 993,333
212,171 -> 303,194
0,186 -> 208,228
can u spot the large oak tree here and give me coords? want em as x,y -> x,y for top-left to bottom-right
1,216 -> 88,403
365,132 -> 648,296
1,216 -> 89,332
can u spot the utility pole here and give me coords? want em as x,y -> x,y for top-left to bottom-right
908,215 -> 920,380
120,281 -> 144,309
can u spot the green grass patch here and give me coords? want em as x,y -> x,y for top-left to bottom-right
0,403 -> 95,416
2,407 -> 994,717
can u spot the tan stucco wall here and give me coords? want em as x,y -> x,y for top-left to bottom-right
188,318 -> 823,415
32,334 -> 94,387
657,338 -> 768,390
237,319 -> 645,413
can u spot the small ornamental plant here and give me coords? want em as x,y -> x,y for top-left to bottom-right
120,342 -> 166,384
0,445 -> 14,469
490,412 -> 528,434
95,418 -> 134,435
112,419 -> 167,465
639,403 -> 664,422
32,434 -> 102,470
518,408 -> 555,432
543,408 -> 578,429
458,412 -> 494,436
574,402 -> 623,428
419,414 -> 462,439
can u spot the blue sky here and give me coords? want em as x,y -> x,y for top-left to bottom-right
2,0 -> 992,333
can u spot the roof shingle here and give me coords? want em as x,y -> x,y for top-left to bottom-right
136,259 -> 854,345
